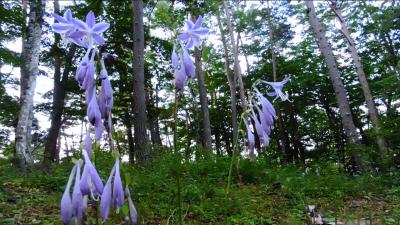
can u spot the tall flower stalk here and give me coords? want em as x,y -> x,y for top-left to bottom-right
170,15 -> 208,225
52,9 -> 137,225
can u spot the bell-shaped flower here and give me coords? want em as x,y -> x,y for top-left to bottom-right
182,47 -> 195,79
125,187 -> 138,225
113,159 -> 124,209
172,51 -> 186,91
100,174 -> 112,220
98,58 -> 113,120
71,160 -> 84,224
87,92 -> 103,140
172,46 -> 179,69
84,130 -> 92,157
80,150 -> 104,197
60,164 -> 77,225
72,11 -> 110,47
52,10 -> 82,46
75,49 -> 91,88
244,120 -> 255,151
179,16 -> 209,49
264,75 -> 291,102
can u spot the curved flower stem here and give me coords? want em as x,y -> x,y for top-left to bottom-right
173,91 -> 183,225
226,112 -> 245,196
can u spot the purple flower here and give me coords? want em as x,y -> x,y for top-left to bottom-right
179,16 -> 209,49
100,175 -> 112,220
244,120 -> 255,151
80,150 -> 104,197
60,164 -> 76,225
113,159 -> 124,209
182,47 -> 195,79
264,75 -> 290,102
172,46 -> 179,69
98,58 -> 113,120
125,187 -> 138,225
72,11 -> 109,47
72,160 -> 84,223
87,92 -> 103,140
84,130 -> 92,157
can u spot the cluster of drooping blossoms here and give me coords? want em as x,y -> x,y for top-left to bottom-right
245,76 -> 291,152
171,16 -> 208,91
52,10 -> 137,225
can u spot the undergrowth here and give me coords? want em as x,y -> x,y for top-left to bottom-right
0,152 -> 399,224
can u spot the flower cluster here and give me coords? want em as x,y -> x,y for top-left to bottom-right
171,16 -> 208,91
52,10 -> 137,225
245,77 -> 291,152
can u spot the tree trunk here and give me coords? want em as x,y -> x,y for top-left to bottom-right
15,0 -> 45,167
43,0 -> 77,164
216,10 -> 238,151
266,0 -> 289,162
194,44 -> 212,154
306,1 -> 363,170
328,0 -> 388,165
132,0 -> 147,164
223,1 -> 247,110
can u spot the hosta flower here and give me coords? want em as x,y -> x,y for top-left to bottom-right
125,187 -> 138,225
264,75 -> 291,102
72,160 -> 84,223
84,130 -> 92,157
179,16 -> 209,49
72,11 -> 109,47
87,92 -> 103,140
100,158 -> 124,220
244,120 -> 255,151
182,47 -> 195,79
61,164 -> 76,225
113,159 -> 124,209
98,58 -> 113,120
52,9 -> 83,46
80,150 -> 104,197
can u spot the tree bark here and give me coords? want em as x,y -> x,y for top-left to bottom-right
306,1 -> 364,170
216,10 -> 238,151
328,0 -> 388,165
266,0 -> 289,162
193,39 -> 212,154
15,0 -> 45,167
132,0 -> 147,164
43,0 -> 77,165
223,1 -> 247,110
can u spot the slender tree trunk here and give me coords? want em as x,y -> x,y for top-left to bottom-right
328,0 -> 388,165
216,10 -> 238,150
15,0 -> 45,167
194,44 -> 212,153
266,0 -> 289,162
43,1 -> 77,164
306,1 -> 363,170
132,0 -> 147,164
126,119 -> 135,163
223,1 -> 247,110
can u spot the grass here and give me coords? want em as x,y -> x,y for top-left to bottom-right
0,152 -> 399,224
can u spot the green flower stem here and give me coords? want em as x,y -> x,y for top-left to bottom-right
173,91 -> 183,225
226,113 -> 245,196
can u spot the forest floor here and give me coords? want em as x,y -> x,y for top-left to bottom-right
0,153 -> 399,225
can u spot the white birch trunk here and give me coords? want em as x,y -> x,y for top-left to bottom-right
15,0 -> 45,167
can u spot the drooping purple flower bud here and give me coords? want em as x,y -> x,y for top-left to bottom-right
125,187 -> 138,225
84,130 -> 92,157
98,58 -> 113,120
172,46 -> 179,69
244,120 -> 255,151
113,159 -> 124,209
179,15 -> 209,50
75,49 -> 91,88
60,164 -> 77,225
87,92 -> 103,140
72,160 -> 84,223
182,47 -> 195,79
80,150 -> 104,197
100,175 -> 112,220
173,62 -> 186,91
